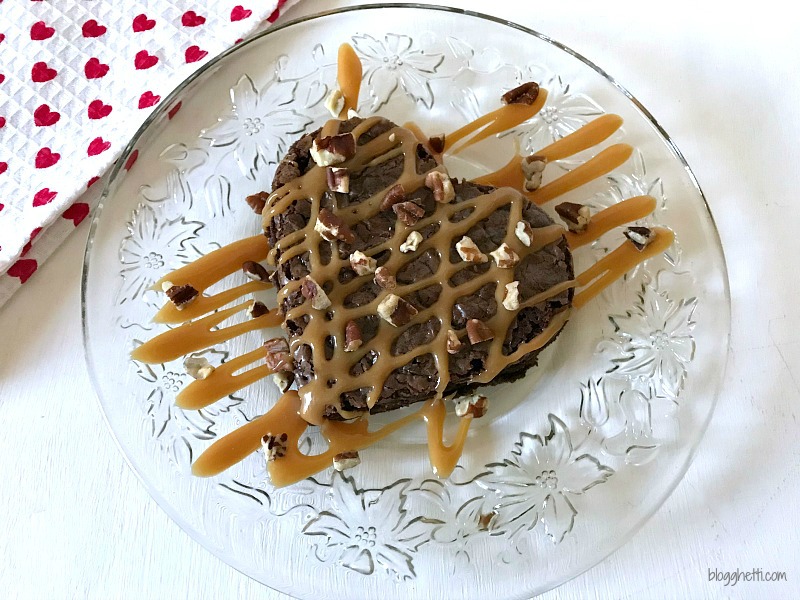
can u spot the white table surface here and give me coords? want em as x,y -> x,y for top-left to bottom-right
2,1 -> 799,598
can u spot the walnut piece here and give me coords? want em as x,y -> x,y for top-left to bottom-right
502,281 -> 520,311
425,170 -> 455,203
247,300 -> 269,318
400,230 -> 423,253
466,319 -> 494,344
521,154 -> 547,191
377,293 -> 418,327
264,337 -> 293,372
456,236 -> 488,263
454,394 -> 489,418
555,202 -> 591,232
446,330 -> 463,354
333,451 -> 361,472
310,132 -> 356,167
379,183 -> 407,211
489,243 -> 520,268
326,166 -> 350,193
374,266 -> 397,290
300,276 -> 332,310
344,320 -> 363,352
314,207 -> 355,244
392,201 -> 425,226
428,134 -> 445,154
324,88 -> 345,118
515,220 -> 534,246
163,283 -> 199,310
262,433 -> 289,461
183,356 -> 215,380
501,81 -> 540,105
245,191 -> 269,214
624,226 -> 656,251
271,372 -> 294,394
349,250 -> 377,275
242,260 -> 269,282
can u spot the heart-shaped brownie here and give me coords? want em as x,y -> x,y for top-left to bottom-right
261,116 -> 573,425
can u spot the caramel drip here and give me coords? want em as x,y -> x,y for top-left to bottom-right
156,281 -> 266,324
192,390 -> 473,485
337,43 -> 362,116
565,195 -> 657,250
445,90 -> 548,154
176,347 -> 272,410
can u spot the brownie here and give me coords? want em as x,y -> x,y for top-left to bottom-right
265,117 -> 573,418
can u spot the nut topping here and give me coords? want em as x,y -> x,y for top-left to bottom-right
333,451 -> 361,472
555,202 -> 591,232
501,81 -> 540,105
466,319 -> 494,344
515,220 -> 534,246
242,260 -> 269,282
377,293 -> 418,327
374,266 -> 397,290
164,283 -> 198,310
624,226 -> 656,251
326,166 -> 350,193
349,250 -> 377,275
454,394 -> 489,418
489,243 -> 520,268
183,356 -> 215,380
271,371 -> 294,393
262,433 -> 289,461
392,201 -> 425,226
400,230 -> 423,253
428,134 -> 445,154
247,300 -> 269,318
324,88 -> 345,118
502,281 -> 520,311
347,108 -> 360,119
379,183 -> 407,211
424,170 -> 455,204
455,236 -> 488,263
245,191 -> 269,215
310,132 -> 356,166
314,207 -> 355,244
344,320 -> 363,352
300,276 -> 331,310
264,337 -> 293,372
446,330 -> 463,354
521,154 -> 547,191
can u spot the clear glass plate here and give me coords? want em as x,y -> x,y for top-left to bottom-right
82,5 -> 730,599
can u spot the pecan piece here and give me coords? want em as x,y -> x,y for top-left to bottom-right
392,201 -> 425,226
501,81 -> 540,105
455,236 -> 488,263
374,266 -> 397,290
489,243 -> 520,268
428,134 -> 446,154
502,281 -> 520,311
446,329 -> 463,354
466,319 -> 494,344
247,300 -> 269,318
314,207 -> 355,244
377,293 -> 418,327
555,202 -> 592,232
379,183 -> 407,211
326,166 -> 350,193
300,276 -> 331,310
515,220 -> 534,246
163,282 -> 198,310
245,191 -> 269,214
624,226 -> 656,251
324,88 -> 345,118
264,337 -> 293,372
400,230 -> 423,253
271,372 -> 294,394
333,451 -> 361,471
310,132 -> 356,166
425,170 -> 455,203
454,394 -> 489,418
344,320 -> 363,352
262,432 -> 289,461
349,250 -> 377,275
183,356 -> 214,380
242,260 -> 269,282
521,154 -> 547,191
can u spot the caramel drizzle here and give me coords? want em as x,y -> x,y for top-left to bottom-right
337,43 -> 362,116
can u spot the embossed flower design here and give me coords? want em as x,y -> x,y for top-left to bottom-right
602,282 -> 697,399
478,416 -> 613,543
303,475 -> 433,579
201,74 -> 313,178
117,203 -> 207,305
351,33 -> 444,112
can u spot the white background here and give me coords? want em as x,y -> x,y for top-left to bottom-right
2,0 -> 799,598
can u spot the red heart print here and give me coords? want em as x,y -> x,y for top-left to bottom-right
31,61 -> 57,83
33,104 -> 60,126
181,10 -> 206,27
84,57 -> 109,79
185,45 -> 208,63
82,19 -> 107,38
88,99 -> 112,119
8,259 -> 38,284
87,175 -> 100,188
30,20 -> 55,40
132,14 -> 156,32
167,101 -> 182,120
62,202 -> 90,226
0,162 -> 7,175
87,137 -> 111,156
0,74 -> 5,84
125,150 -> 139,171
135,50 -> 159,70
35,147 -> 60,169
138,91 -> 160,109
231,6 -> 252,21
21,227 -> 43,256
0,33 -> 5,43
33,188 -> 57,207
0,116 -> 5,127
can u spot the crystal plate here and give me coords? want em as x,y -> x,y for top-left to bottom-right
82,5 -> 730,599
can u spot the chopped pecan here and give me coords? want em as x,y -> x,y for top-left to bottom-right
400,230 -> 423,253
333,450 -> 361,471
428,134 -> 446,154
489,243 -> 520,268
379,183 -> 407,211
183,356 -> 214,380
521,154 -> 547,191
344,320 -> 363,352
502,281 -> 520,311
271,371 -> 294,394
245,191 -> 269,214
515,220 -> 534,246
314,207 -> 355,244
300,276 -> 331,310
425,170 -> 455,203
264,337 -> 293,372
392,201 -> 425,226
455,236 -> 488,263
374,266 -> 397,290
242,260 -> 269,282
310,132 -> 356,166
454,394 -> 489,418
349,250 -> 377,275
247,300 -> 269,318
501,81 -> 540,105
324,88 -> 345,118
624,226 -> 656,251
446,329 -> 463,354
555,202 -> 591,232
326,166 -> 350,193
466,319 -> 494,344
377,293 -> 418,327
163,283 -> 198,310
262,432 -> 289,461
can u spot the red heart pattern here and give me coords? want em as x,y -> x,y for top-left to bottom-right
87,137 -> 111,156
0,162 -> 7,175
84,57 -> 109,79
33,104 -> 60,126
62,202 -> 90,226
35,147 -> 61,169
231,6 -> 252,21
87,176 -> 101,188
33,188 -> 57,207
185,45 -> 208,63
82,19 -> 107,38
134,50 -> 158,70
132,14 -> 156,32
181,11 -> 206,27
30,21 -> 55,40
0,33 -> 6,43
87,99 -> 112,119
31,61 -> 57,83
8,259 -> 38,284
138,91 -> 160,109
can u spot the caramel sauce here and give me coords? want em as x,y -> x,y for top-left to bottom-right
565,195 -> 656,250
337,43 -> 362,116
